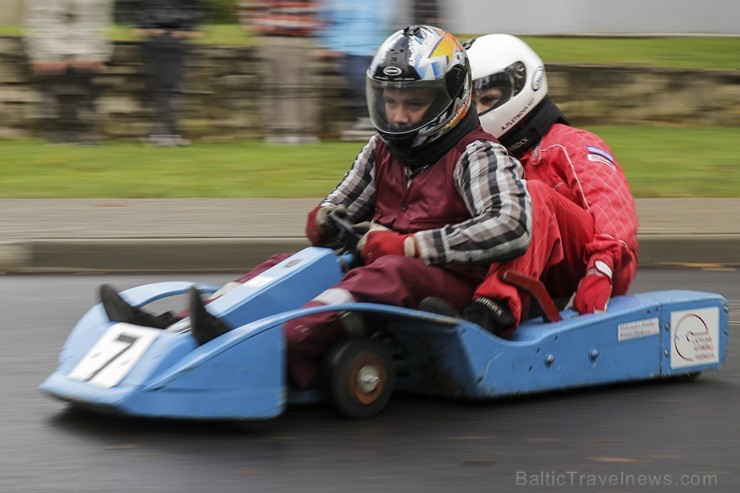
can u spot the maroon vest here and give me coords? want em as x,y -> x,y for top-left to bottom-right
372,127 -> 495,234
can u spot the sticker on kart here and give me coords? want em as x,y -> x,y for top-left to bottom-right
670,307 -> 720,369
68,323 -> 161,388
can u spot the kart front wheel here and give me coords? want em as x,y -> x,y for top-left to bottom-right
325,338 -> 395,419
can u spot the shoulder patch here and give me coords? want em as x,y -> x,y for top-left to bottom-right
587,146 -> 616,165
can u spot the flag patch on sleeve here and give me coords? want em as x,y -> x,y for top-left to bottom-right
587,146 -> 616,168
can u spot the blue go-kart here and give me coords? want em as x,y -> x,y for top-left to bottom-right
40,214 -> 729,419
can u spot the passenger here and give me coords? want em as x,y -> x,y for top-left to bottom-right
423,34 -> 639,330
101,26 -> 527,387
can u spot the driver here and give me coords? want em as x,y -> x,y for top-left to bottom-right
101,25 -> 534,389
275,25 -> 537,389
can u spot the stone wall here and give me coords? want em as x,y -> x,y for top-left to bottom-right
1,36 -> 738,141
547,64 -> 740,127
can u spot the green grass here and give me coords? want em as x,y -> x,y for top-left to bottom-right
2,25 -> 739,69
107,24 -> 258,47
1,127 -> 738,198
0,140 -> 356,198
519,36 -> 740,70
590,126 -> 740,197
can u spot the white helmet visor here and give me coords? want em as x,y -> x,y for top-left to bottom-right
472,61 -> 527,115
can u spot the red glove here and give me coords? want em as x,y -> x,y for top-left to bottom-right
574,259 -> 613,314
305,204 -> 345,246
360,230 -> 418,264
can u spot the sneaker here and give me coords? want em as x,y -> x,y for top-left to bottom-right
418,296 -> 460,318
99,284 -> 177,329
188,287 -> 233,345
461,297 -> 516,336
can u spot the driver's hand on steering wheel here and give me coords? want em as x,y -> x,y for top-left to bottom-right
305,203 -> 347,246
358,225 -> 419,264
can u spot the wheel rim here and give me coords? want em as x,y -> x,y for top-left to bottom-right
348,354 -> 386,405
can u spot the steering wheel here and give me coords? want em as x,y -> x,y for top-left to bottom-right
328,210 -> 364,267
329,210 -> 363,248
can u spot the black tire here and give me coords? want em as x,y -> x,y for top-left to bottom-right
672,371 -> 702,382
324,338 -> 395,419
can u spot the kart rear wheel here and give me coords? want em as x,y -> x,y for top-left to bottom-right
672,371 -> 702,382
325,338 -> 395,419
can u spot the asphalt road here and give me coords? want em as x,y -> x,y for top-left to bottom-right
1,269 -> 738,493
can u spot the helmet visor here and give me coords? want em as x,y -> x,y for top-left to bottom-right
367,78 -> 452,137
472,71 -> 514,114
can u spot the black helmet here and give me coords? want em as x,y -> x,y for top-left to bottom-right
366,25 -> 473,150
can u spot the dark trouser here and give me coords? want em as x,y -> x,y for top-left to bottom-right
340,54 -> 373,119
233,253 -> 486,388
144,34 -> 187,135
282,256 -> 486,388
34,67 -> 99,139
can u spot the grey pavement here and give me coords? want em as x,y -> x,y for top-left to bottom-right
1,198 -> 739,273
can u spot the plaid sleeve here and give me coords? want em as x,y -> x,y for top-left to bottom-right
321,136 -> 378,223
415,140 -> 532,265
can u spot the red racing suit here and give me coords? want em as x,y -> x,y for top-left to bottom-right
474,123 -> 639,325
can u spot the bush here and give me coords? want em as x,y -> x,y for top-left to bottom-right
203,0 -> 239,23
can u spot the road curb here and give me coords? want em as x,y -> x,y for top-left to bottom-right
636,234 -> 740,266
2,235 -> 740,273
0,241 -> 32,272
0,238 -> 309,273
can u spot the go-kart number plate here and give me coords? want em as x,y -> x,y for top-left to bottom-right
68,324 -> 161,388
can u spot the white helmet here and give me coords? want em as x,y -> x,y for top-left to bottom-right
367,25 -> 472,150
464,34 -> 548,140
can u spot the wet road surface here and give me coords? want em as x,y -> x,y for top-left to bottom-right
1,269 -> 738,492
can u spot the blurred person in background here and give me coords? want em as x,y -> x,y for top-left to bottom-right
422,34 -> 639,333
127,0 -> 203,147
23,0 -> 114,144
316,0 -> 394,141
239,0 -> 322,144
412,0 -> 441,28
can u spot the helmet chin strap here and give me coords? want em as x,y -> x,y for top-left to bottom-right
386,108 -> 478,173
499,97 -> 569,158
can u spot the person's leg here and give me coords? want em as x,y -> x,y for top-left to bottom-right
259,38 -> 285,138
32,73 -> 64,141
473,181 -> 595,331
56,67 -> 86,140
99,253 -> 295,327
284,256 -> 485,388
343,54 -> 372,119
275,37 -> 318,140
145,35 -> 184,138
71,70 -> 101,142
157,35 -> 186,136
